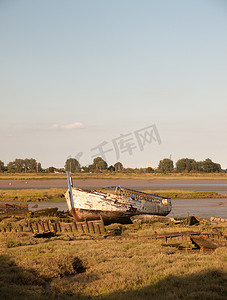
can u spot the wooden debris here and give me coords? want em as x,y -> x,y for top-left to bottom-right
184,216 -> 201,226
161,243 -> 182,248
0,203 -> 28,216
29,207 -> 58,217
0,217 -> 105,235
139,231 -> 222,243
190,235 -> 218,250
210,217 -> 227,223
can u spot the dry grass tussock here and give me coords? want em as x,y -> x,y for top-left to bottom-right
0,219 -> 226,299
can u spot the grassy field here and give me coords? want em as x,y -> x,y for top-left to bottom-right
1,172 -> 227,180
0,216 -> 226,300
0,188 -> 226,203
143,190 -> 227,199
0,189 -> 66,203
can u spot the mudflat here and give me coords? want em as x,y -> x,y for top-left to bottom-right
1,178 -> 227,193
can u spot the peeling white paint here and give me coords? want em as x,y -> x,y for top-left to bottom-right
65,187 -> 172,216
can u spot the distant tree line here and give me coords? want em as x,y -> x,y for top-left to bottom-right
176,158 -> 221,173
0,158 -> 42,173
158,158 -> 222,173
64,157 -> 124,173
0,157 -> 224,174
65,157 -> 223,174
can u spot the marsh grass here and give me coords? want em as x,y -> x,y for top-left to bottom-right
143,190 -> 225,199
0,217 -> 226,299
0,188 -> 65,202
0,188 -> 225,204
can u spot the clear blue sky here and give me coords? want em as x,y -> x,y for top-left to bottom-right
1,0 -> 227,168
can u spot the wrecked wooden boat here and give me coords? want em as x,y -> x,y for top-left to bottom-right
65,172 -> 172,223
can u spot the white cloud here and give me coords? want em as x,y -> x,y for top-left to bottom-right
51,122 -> 85,130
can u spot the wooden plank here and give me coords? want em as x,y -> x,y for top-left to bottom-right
93,223 -> 101,234
0,219 -> 105,235
76,222 -> 84,233
88,221 -> 95,233
72,222 -> 78,232
190,235 -> 218,250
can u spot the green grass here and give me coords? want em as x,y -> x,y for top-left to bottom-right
0,189 -> 66,202
143,190 -> 226,199
0,217 -> 226,299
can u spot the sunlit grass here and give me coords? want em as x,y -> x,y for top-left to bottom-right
0,188 -> 66,202
0,219 -> 226,299
143,190 -> 225,199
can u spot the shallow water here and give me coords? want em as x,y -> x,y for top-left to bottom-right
27,198 -> 227,219
169,198 -> 227,218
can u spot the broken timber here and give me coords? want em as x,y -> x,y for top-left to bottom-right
139,231 -> 222,243
0,203 -> 28,216
190,235 -> 218,250
210,217 -> 227,223
0,218 -> 105,235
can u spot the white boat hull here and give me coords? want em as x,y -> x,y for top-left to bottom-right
65,187 -> 172,223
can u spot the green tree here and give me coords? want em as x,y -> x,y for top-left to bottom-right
6,158 -> 41,173
203,159 -> 213,172
92,157 -> 108,171
24,158 -> 39,172
7,161 -> 16,173
176,159 -> 185,172
114,162 -> 124,172
48,166 -> 55,173
158,158 -> 174,173
176,158 -> 197,172
37,162 -> 42,172
193,158 -> 222,173
81,166 -> 89,172
213,163 -> 221,173
24,159 -> 30,172
65,158 -> 81,173
0,160 -> 4,172
196,161 -> 204,172
87,164 -> 95,172
145,167 -> 154,173
108,165 -> 115,172
29,158 -> 38,172
199,158 -> 222,173
14,159 -> 25,173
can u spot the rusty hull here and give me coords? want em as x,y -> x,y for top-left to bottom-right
74,208 -> 141,224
